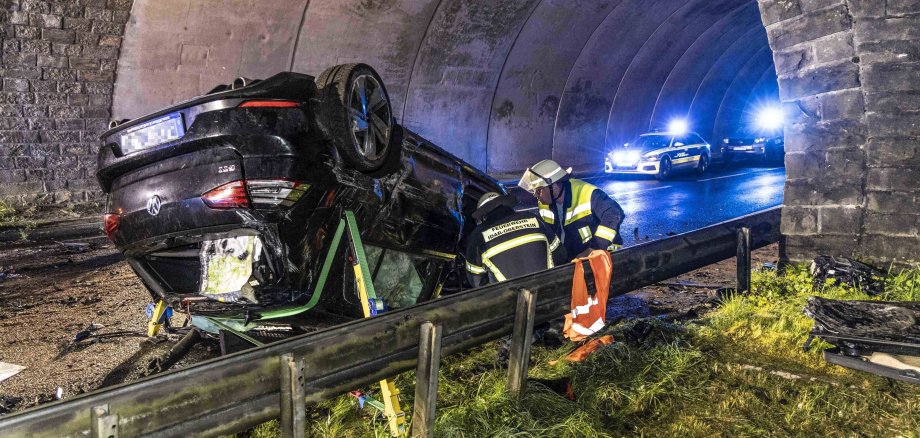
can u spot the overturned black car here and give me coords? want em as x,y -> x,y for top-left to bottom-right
97,64 -> 502,324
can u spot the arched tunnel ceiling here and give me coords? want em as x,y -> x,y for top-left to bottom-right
113,0 -> 780,174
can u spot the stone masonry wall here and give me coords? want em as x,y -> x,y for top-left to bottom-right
762,0 -> 920,267
0,0 -> 130,205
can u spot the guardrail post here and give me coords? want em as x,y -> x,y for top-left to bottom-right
737,227 -> 751,294
507,289 -> 537,400
91,404 -> 118,438
411,321 -> 442,438
280,353 -> 306,438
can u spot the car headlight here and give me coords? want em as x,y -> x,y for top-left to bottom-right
723,138 -> 730,144
754,137 -> 766,143
611,150 -> 641,166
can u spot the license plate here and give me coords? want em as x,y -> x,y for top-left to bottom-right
731,146 -> 753,151
120,112 -> 185,155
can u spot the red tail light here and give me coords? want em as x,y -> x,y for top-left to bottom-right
202,179 -> 309,210
238,100 -> 300,108
103,213 -> 120,241
202,180 -> 250,209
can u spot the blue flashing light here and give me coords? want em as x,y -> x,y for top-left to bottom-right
668,119 -> 689,135
756,106 -> 784,131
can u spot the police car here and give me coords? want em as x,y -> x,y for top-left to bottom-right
605,130 -> 711,180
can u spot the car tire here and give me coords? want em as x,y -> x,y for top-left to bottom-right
656,156 -> 672,180
315,63 -> 395,172
697,152 -> 710,173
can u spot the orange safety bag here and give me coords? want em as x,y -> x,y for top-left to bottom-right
562,250 -> 613,342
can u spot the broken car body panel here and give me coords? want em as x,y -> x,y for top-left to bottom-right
97,71 -> 503,321
805,296 -> 920,383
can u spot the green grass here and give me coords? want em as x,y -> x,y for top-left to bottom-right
237,265 -> 920,437
0,200 -> 17,225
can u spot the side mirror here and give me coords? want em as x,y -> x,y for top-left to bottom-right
674,142 -> 684,147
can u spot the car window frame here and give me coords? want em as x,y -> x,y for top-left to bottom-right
365,243 -> 449,310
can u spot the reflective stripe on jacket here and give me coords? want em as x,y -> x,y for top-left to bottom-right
537,178 -> 625,257
465,211 -> 566,287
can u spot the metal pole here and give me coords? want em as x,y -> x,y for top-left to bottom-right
279,353 -> 306,438
737,227 -> 751,294
506,289 -> 536,400
411,322 -> 443,438
91,404 -> 117,438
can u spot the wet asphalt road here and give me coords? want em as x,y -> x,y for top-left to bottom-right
507,162 -> 786,248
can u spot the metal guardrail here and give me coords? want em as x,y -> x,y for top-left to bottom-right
0,207 -> 781,438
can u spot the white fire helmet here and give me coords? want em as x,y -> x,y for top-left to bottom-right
518,160 -> 572,194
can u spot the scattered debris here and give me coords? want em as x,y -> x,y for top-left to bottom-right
0,267 -> 23,285
54,241 -> 93,254
0,396 -> 23,415
804,297 -> 920,384
810,256 -> 885,296
0,362 -> 26,383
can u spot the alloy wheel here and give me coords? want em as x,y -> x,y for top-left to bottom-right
347,74 -> 392,161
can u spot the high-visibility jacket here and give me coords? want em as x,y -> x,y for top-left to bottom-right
537,178 -> 625,258
465,210 -> 566,287
563,250 -> 612,341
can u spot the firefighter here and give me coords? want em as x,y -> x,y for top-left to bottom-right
465,192 -> 566,288
518,159 -> 625,257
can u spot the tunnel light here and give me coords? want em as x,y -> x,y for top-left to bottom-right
756,107 -> 784,131
668,119 -> 689,135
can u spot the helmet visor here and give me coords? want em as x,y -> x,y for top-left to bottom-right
518,168 -> 549,194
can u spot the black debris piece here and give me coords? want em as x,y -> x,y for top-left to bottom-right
810,256 -> 886,296
804,297 -> 920,383
0,396 -> 23,415
804,297 -> 920,354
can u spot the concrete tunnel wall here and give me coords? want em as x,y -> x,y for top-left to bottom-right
110,0 -> 780,175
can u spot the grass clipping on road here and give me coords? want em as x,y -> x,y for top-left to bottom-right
244,266 -> 920,437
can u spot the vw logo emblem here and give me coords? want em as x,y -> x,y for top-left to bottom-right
146,195 -> 162,216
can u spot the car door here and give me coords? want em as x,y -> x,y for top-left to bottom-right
687,133 -> 709,163
670,134 -> 695,168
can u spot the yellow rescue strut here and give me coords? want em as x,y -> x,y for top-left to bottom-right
147,300 -> 169,337
345,211 -> 407,437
